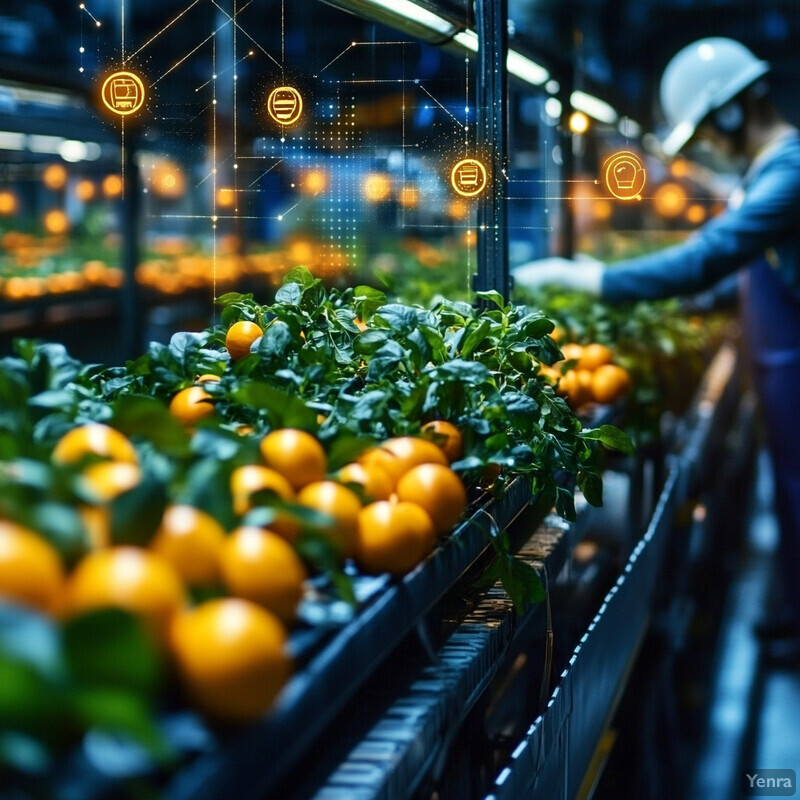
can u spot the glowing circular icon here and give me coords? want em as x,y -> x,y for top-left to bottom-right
603,150 -> 646,201
267,86 -> 303,126
101,71 -> 146,116
450,158 -> 487,198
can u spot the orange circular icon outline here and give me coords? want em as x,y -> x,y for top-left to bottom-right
101,71 -> 146,116
267,86 -> 303,126
450,158 -> 488,198
603,150 -> 646,201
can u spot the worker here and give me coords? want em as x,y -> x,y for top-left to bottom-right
514,37 -> 800,665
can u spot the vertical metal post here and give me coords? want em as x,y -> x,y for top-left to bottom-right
475,0 -> 509,302
557,73 -> 575,259
120,135 -> 142,361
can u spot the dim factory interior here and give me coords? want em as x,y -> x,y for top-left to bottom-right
0,1 -> 799,799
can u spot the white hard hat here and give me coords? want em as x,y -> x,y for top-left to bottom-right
659,37 -> 770,157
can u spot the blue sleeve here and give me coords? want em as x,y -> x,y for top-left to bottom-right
601,146 -> 800,304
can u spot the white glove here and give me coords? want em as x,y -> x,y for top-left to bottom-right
512,255 -> 604,295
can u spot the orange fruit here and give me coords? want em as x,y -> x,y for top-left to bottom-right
259,429 -> 327,491
354,501 -> 436,576
358,436 -> 448,487
52,423 -> 138,465
557,342 -> 584,364
0,520 -> 65,615
336,462 -> 393,502
225,320 -> 263,361
578,343 -> 614,371
220,527 -> 307,624
550,325 -> 564,343
591,364 -> 631,404
421,420 -> 463,463
296,481 -> 362,557
396,463 -> 467,536
150,505 -> 226,587
169,386 -> 215,425
81,461 -> 142,503
169,597 -> 291,723
556,369 -> 593,409
195,373 -> 221,384
79,505 -> 111,549
67,546 -> 186,641
230,464 -> 295,512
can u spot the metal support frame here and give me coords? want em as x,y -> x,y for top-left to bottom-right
475,0 -> 509,302
120,136 -> 142,361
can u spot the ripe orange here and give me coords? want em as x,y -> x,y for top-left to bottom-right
0,520 -> 65,615
81,461 -> 142,503
195,373 -> 221,384
52,423 -> 138,465
229,464 -> 298,538
354,500 -> 436,576
421,420 -> 463,463
358,436 -> 448,487
225,320 -> 263,361
150,505 -> 226,587
220,527 -> 307,624
169,597 -> 291,723
259,429 -> 327,491
557,342 -> 584,364
591,364 -> 631,404
169,386 -> 215,426
296,481 -> 362,557
67,546 -> 186,641
396,463 -> 467,536
79,505 -> 111,550
556,369 -> 593,409
578,343 -> 614,371
336,462 -> 393,501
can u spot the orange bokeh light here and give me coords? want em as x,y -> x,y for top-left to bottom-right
75,180 -> 96,202
42,164 -> 67,191
0,191 -> 18,215
43,209 -> 69,235
362,172 -> 392,203
103,175 -> 123,197
653,181 -> 688,218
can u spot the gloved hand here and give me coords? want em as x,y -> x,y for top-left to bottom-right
512,255 -> 604,296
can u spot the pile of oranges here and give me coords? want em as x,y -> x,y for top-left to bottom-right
0,415 -> 469,725
540,341 -> 631,409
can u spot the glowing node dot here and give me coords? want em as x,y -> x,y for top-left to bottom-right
212,168 -> 217,174
249,51 -> 254,56
278,215 -> 283,221
233,163 -> 238,169
79,46 -> 85,53
213,99 -> 217,104
95,21 -> 101,27
234,75 -> 238,80
280,137 -> 286,143
79,67 -> 84,73
213,74 -> 217,79
79,3 -> 85,8
212,215 -> 218,222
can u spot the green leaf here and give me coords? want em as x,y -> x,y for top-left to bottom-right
111,395 -> 191,457
476,290 -> 508,311
71,686 -> 170,759
275,282 -> 302,306
580,424 -> 634,454
353,285 -> 387,320
460,319 -> 492,359
281,264 -> 319,289
555,486 -> 576,521
374,304 -> 419,334
63,609 -> 161,696
232,382 -> 316,430
28,389 -> 75,410
353,329 -> 390,356
109,478 -> 168,546
577,469 -> 604,507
